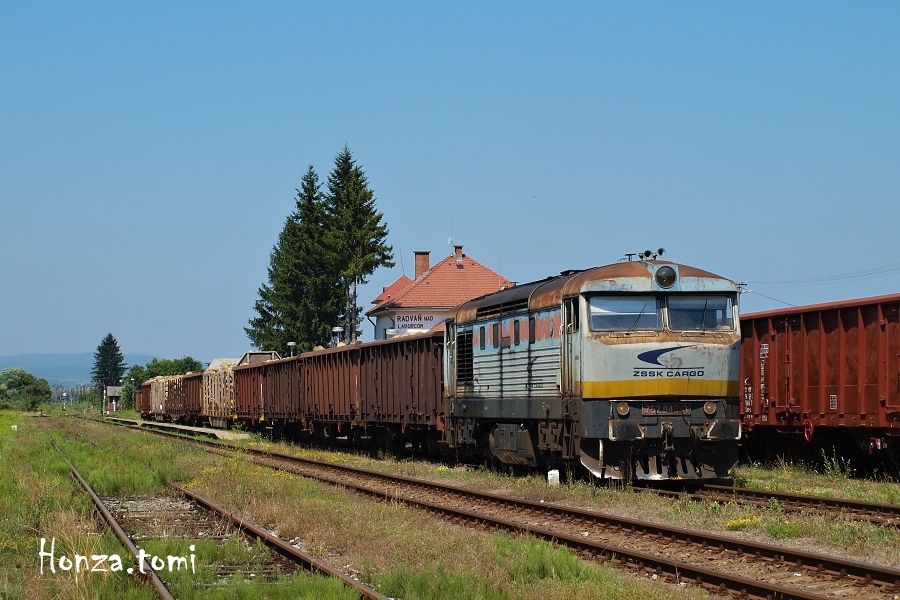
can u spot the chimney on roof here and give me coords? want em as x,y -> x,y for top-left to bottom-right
414,250 -> 430,279
454,245 -> 464,268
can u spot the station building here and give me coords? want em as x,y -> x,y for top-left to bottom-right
368,245 -> 513,340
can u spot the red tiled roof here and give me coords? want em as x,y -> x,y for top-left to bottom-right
368,252 -> 512,315
372,274 -> 413,305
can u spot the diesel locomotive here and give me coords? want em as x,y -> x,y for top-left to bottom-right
445,259 -> 742,480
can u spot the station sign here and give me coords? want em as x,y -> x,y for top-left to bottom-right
393,311 -> 445,332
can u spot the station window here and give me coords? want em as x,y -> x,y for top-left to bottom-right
479,326 -> 486,350
492,323 -> 500,348
528,316 -> 536,344
513,320 -> 521,345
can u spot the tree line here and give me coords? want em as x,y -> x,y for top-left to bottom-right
245,146 -> 393,354
0,368 -> 51,411
120,356 -> 204,408
91,332 -> 203,409
86,146 -> 392,407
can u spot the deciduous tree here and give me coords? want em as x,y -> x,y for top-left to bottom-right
0,368 -> 51,410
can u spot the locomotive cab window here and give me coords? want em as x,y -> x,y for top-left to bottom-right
588,296 -> 662,331
668,295 -> 735,331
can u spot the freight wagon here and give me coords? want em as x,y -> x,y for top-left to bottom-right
233,351 -> 281,425
148,376 -> 177,421
740,293 -> 900,472
166,371 -> 203,424
203,358 -> 238,428
135,381 -> 152,418
300,331 -> 444,451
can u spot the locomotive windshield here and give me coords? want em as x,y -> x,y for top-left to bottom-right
588,296 -> 662,331
668,295 -> 735,331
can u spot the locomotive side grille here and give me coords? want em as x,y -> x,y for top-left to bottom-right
475,299 -> 528,320
456,329 -> 474,386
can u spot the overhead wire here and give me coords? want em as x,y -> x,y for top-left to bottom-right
741,289 -> 795,307
747,261 -> 900,286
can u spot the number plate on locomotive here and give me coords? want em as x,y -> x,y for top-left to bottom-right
641,404 -> 690,416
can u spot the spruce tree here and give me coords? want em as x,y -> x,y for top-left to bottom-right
91,333 -> 126,389
246,211 -> 298,352
324,146 -> 394,342
246,166 -> 341,352
291,166 -> 341,351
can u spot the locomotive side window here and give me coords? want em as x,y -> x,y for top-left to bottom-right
479,326 -> 486,350
588,296 -> 661,331
528,316 -> 536,344
513,319 -> 520,345
492,323 -> 500,348
668,296 -> 735,331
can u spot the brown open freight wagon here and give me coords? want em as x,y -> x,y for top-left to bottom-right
740,293 -> 899,468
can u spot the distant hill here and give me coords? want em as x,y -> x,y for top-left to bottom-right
0,353 -> 155,387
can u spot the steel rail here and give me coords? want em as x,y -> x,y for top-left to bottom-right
705,483 -> 900,519
169,483 -> 386,600
47,436 -> 174,600
85,417 -> 900,598
638,484 -> 899,528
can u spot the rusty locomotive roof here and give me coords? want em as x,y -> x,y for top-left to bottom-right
453,260 -> 735,324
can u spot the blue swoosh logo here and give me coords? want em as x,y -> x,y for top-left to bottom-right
637,346 -> 690,366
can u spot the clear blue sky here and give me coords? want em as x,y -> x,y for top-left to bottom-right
2,3 -> 898,361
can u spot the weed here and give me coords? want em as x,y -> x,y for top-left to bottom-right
725,516 -> 761,531
820,449 -> 853,479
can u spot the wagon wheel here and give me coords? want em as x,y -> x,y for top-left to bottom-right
803,419 -> 815,443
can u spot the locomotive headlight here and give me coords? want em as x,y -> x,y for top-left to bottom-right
616,402 -> 630,417
703,401 -> 717,416
655,266 -> 677,288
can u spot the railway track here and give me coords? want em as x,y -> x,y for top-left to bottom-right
82,416 -> 900,599
48,436 -> 175,600
101,416 -> 900,529
642,484 -> 900,529
169,484 -> 386,600
49,430 -> 385,600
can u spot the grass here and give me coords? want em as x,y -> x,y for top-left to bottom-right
181,454 -> 707,600
219,435 -> 900,566
35,414 -> 711,600
0,411 -> 156,600
735,457 -> 900,505
20,412 -> 900,599
0,411 -> 359,600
